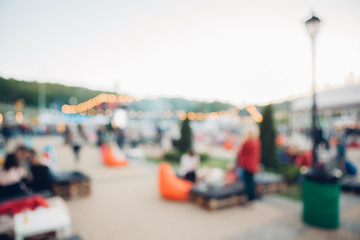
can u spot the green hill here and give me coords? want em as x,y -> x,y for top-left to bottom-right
0,76 -> 236,113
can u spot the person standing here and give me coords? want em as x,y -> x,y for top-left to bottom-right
96,126 -> 105,147
1,123 -> 12,147
70,125 -> 86,163
237,126 -> 261,202
115,127 -> 125,149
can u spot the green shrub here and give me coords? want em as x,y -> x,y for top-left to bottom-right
265,164 -> 300,183
199,153 -> 210,162
177,117 -> 193,153
164,151 -> 209,163
164,151 -> 182,162
260,104 -> 280,169
280,165 -> 300,183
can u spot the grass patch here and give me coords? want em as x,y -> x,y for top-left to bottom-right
146,157 -> 180,168
146,156 -> 230,169
277,183 -> 302,201
202,157 -> 230,170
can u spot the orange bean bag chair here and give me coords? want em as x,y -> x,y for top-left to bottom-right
158,162 -> 193,201
100,145 -> 128,167
223,140 -> 233,150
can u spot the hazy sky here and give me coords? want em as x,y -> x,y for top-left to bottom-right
0,0 -> 359,105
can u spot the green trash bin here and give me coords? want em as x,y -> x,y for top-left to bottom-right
302,168 -> 341,229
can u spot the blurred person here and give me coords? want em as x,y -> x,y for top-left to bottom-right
42,145 -> 57,172
64,125 -> 71,145
236,125 -> 261,202
27,149 -> 53,193
115,127 -> 125,149
14,145 -> 32,180
179,149 -> 200,182
336,137 -> 346,172
313,126 -> 329,150
96,126 -> 105,147
70,126 -> 86,163
294,150 -> 312,167
1,123 -> 12,146
78,124 -> 87,143
129,127 -> 140,148
0,153 -> 30,198
155,126 -> 163,147
335,136 -> 357,176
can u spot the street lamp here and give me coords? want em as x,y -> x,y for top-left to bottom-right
305,14 -> 321,167
303,16 -> 341,230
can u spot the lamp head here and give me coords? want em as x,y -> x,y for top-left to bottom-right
305,15 -> 321,38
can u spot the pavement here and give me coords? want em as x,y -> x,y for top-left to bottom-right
15,136 -> 360,239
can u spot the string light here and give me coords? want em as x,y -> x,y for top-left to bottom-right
61,93 -> 262,123
245,106 -> 263,123
105,109 -> 113,117
15,112 -> 23,123
88,109 -> 95,116
62,93 -> 136,114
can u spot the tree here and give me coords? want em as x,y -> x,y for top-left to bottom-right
177,117 -> 193,153
259,104 -> 279,169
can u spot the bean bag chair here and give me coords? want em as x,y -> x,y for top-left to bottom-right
223,140 -> 233,150
158,162 -> 193,201
100,145 -> 128,167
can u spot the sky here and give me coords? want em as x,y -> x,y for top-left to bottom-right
0,0 -> 359,105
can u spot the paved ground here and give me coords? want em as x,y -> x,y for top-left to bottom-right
17,136 -> 360,239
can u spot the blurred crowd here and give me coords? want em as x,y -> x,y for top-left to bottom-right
0,144 -> 53,200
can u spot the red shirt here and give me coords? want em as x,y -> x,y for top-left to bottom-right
294,151 -> 313,167
237,139 -> 261,173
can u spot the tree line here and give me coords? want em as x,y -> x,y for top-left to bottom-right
0,76 -> 236,113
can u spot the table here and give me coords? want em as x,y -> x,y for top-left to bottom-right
14,197 -> 71,240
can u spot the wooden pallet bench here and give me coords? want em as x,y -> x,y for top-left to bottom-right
53,171 -> 91,200
255,172 -> 287,195
190,182 -> 248,210
341,177 -> 360,195
190,172 -> 287,211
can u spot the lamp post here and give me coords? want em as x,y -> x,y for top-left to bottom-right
305,14 -> 321,167
303,15 -> 341,230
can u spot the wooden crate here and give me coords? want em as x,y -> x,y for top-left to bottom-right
256,181 -> 287,196
190,182 -> 247,210
53,180 -> 91,200
341,182 -> 360,195
191,194 -> 248,211
53,172 -> 91,200
25,231 -> 56,240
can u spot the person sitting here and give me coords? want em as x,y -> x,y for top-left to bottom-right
14,145 -> 33,182
179,149 -> 200,182
27,149 -> 53,193
0,154 -> 30,199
